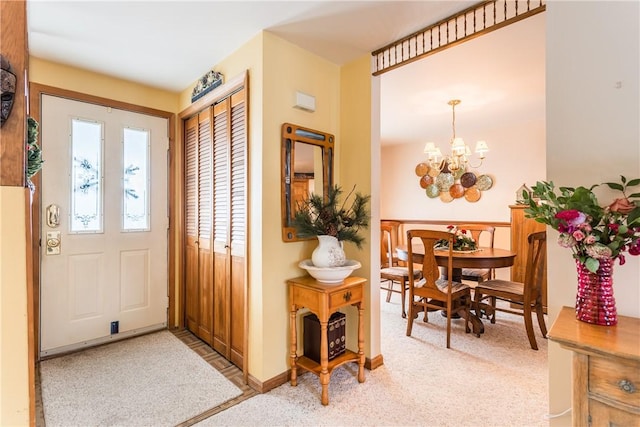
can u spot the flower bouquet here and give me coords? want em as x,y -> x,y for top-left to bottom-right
523,176 -> 640,273
434,225 -> 478,252
523,176 -> 640,325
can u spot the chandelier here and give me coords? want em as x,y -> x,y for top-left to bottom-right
423,99 -> 489,173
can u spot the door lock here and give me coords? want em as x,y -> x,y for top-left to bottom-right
46,231 -> 61,255
46,204 -> 61,228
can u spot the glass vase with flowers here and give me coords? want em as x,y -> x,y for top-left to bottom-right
523,176 -> 640,325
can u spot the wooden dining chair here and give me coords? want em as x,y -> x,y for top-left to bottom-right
439,224 -> 496,282
457,224 -> 496,282
406,229 -> 471,348
474,231 -> 547,350
440,224 -> 496,318
380,221 -> 421,318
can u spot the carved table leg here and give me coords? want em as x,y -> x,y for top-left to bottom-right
319,320 -> 329,405
357,302 -> 365,383
290,305 -> 298,386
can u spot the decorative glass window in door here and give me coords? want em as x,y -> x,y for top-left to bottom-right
122,127 -> 150,231
70,118 -> 103,233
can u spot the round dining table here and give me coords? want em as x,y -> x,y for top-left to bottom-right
395,245 -> 516,282
394,244 -> 517,334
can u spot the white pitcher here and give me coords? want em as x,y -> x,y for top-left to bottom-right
311,235 -> 346,268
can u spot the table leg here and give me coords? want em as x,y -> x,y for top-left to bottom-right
464,310 -> 485,335
319,320 -> 329,405
357,302 -> 365,383
289,306 -> 298,386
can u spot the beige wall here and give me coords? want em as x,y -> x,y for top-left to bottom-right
380,119 -> 546,223
30,58 -> 180,113
546,2 -> 640,426
339,55 -> 376,357
0,188 -> 29,425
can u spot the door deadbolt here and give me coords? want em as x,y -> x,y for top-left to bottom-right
46,231 -> 61,255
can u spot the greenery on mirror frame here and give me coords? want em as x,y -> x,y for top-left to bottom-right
292,184 -> 370,248
26,116 -> 44,180
523,176 -> 640,273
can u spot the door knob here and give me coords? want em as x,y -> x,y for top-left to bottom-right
46,204 -> 60,228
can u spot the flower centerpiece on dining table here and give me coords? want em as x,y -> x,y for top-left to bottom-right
523,176 -> 640,325
434,225 -> 478,252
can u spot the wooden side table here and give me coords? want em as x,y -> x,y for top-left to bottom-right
288,275 -> 366,405
548,306 -> 640,426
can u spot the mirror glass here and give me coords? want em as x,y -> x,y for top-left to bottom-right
281,123 -> 334,242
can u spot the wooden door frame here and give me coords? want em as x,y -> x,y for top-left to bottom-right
27,83 -> 176,363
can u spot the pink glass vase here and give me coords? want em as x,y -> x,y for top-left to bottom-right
575,258 -> 617,326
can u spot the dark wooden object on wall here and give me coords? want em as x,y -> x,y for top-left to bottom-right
0,0 -> 27,187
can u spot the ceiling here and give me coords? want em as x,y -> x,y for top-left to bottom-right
27,1 -> 544,147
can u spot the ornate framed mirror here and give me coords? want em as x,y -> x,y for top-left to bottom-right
281,123 -> 334,242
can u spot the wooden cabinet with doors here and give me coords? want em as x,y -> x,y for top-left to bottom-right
184,85 -> 247,370
510,205 -> 547,311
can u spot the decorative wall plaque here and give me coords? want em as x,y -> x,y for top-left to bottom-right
0,54 -> 17,127
415,161 -> 493,203
191,69 -> 223,103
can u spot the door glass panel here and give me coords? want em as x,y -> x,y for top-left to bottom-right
70,118 -> 103,233
122,127 -> 150,231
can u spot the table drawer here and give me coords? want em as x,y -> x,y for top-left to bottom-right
329,285 -> 363,309
589,356 -> 640,408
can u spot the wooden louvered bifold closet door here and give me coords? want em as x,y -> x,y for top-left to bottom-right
184,115 -> 199,335
212,89 -> 246,368
184,87 -> 246,369
184,109 -> 215,345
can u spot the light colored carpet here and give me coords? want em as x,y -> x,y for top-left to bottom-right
197,292 -> 549,427
39,330 -> 243,427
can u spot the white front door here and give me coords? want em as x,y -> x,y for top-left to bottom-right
40,95 -> 169,357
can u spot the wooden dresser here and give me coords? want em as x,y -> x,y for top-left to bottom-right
548,306 -> 640,426
510,205 -> 547,310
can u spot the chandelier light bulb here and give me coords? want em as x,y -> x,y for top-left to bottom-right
475,140 -> 489,158
423,142 -> 437,154
423,99 -> 489,172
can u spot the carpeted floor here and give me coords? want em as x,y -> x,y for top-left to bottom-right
37,290 -> 549,427
39,330 -> 243,427
195,291 -> 549,426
